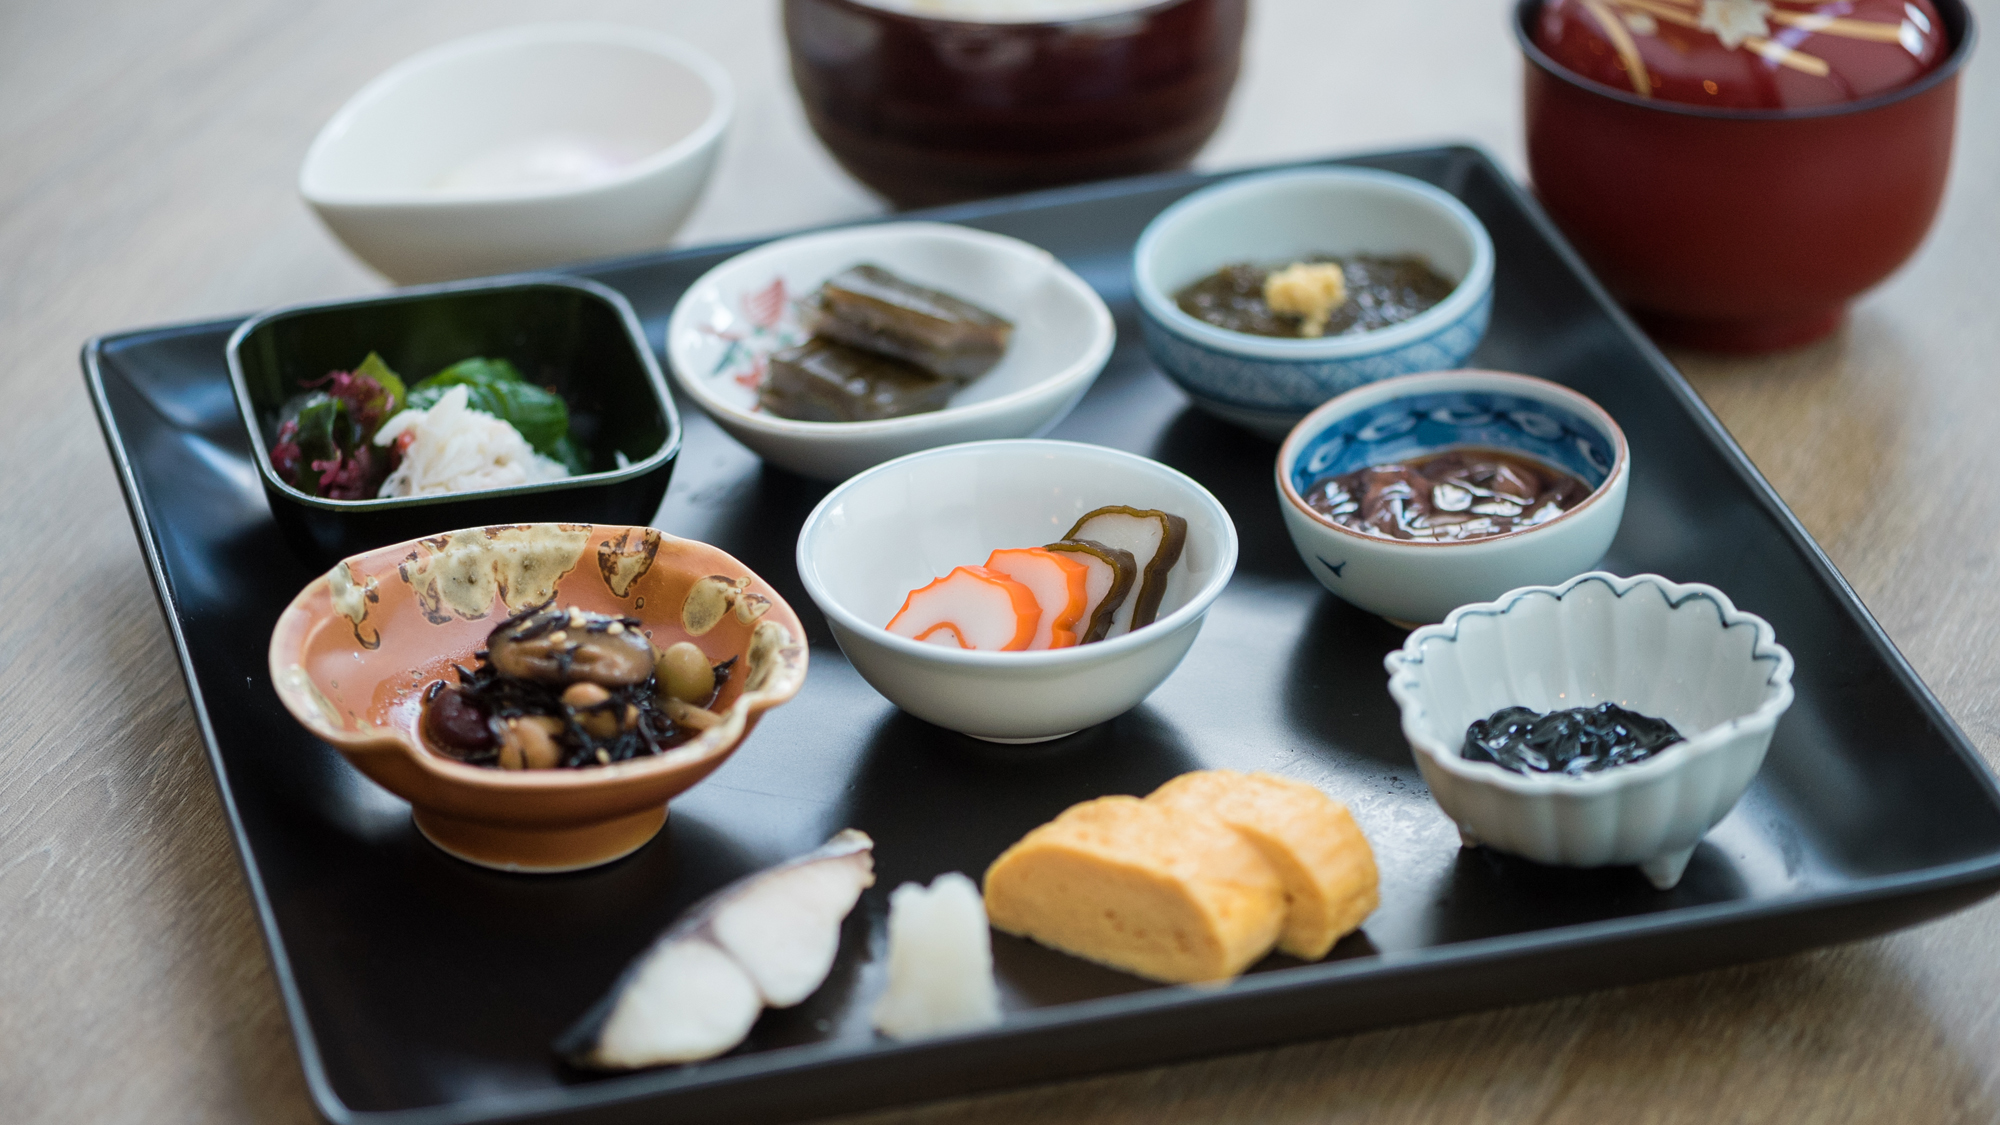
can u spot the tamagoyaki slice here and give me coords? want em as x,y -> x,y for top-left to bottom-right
1147,771 -> 1379,961
1062,507 -> 1188,636
1039,539 -> 1136,644
983,795 -> 1286,984
983,547 -> 1089,649
887,566 -> 1040,651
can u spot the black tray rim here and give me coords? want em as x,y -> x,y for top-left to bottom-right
80,142 -> 2000,1125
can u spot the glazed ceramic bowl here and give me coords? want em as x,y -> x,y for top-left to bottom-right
1518,0 -> 1976,351
301,23 -> 732,283
1275,370 -> 1628,626
666,221 -> 1115,482
1134,166 -> 1496,439
784,0 -> 1247,207
796,439 -> 1238,741
269,524 -> 809,872
228,275 -> 682,565
1384,572 -> 1796,889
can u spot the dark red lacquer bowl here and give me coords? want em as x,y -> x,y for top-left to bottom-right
1517,0 -> 1976,352
784,0 -> 1247,209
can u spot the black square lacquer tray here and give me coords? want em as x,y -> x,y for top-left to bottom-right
84,147 -> 2000,1125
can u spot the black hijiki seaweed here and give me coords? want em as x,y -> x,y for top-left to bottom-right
422,599 -> 736,769
1461,702 -> 1684,777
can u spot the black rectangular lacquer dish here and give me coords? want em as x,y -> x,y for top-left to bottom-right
85,146 -> 2000,1125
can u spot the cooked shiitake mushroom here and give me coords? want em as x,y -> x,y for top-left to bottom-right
419,601 -> 735,770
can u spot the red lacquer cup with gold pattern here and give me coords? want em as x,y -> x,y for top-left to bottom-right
1517,0 -> 1976,352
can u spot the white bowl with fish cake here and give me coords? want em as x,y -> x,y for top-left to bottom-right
795,439 -> 1239,741
667,222 -> 1116,482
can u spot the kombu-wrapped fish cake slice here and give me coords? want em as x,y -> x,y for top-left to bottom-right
759,338 -> 955,423
803,264 -> 1014,381
1041,538 -> 1136,644
1062,507 -> 1188,635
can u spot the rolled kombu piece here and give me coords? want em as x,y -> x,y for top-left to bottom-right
758,337 -> 955,423
1063,507 -> 1188,635
1040,538 -> 1136,644
802,264 -> 1014,381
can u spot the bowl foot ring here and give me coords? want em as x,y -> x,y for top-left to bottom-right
412,805 -> 668,873
1639,844 -> 1697,891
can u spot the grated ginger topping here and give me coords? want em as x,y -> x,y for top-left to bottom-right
1263,262 -> 1348,338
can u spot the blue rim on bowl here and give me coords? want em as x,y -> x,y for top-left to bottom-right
1277,370 -> 1626,549
1272,370 -> 1630,625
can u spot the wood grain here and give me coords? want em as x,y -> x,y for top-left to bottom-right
2,1 -> 1996,1122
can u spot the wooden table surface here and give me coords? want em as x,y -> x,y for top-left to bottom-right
4,1 -> 1997,1121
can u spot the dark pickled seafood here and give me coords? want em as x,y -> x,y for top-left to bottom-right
802,263 -> 1013,380
758,337 -> 955,423
557,830 -> 875,1068
1304,447 -> 1593,543
1061,506 -> 1188,635
1039,539 -> 1136,644
1462,703 -> 1684,777
419,602 -> 734,770
1175,255 -> 1456,339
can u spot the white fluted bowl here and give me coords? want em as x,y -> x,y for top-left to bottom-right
1383,572 -> 1795,889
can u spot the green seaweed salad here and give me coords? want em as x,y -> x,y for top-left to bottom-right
270,352 -> 586,499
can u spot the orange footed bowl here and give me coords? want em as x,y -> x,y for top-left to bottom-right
269,524 -> 809,872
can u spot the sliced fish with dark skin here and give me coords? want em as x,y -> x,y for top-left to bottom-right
556,829 -> 876,1069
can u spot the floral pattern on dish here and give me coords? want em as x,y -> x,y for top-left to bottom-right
700,277 -> 805,399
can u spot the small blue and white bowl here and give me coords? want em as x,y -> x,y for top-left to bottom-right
1276,370 -> 1628,625
1384,572 -> 1796,890
1134,166 -> 1495,439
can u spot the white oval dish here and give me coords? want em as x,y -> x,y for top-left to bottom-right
1133,166 -> 1495,439
1384,572 -> 1796,890
667,222 -> 1116,482
301,24 -> 733,283
1276,369 -> 1629,626
795,439 -> 1238,741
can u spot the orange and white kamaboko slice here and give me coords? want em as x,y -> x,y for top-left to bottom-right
886,566 -> 1041,651
983,547 -> 1088,649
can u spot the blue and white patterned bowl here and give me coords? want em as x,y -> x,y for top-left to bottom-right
1134,167 -> 1495,439
1275,370 -> 1629,625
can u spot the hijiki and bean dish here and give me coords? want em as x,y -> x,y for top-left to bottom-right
421,602 -> 736,770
